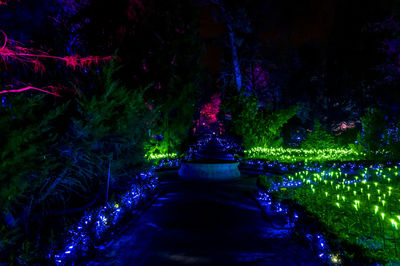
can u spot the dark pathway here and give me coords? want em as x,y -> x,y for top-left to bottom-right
89,172 -> 322,265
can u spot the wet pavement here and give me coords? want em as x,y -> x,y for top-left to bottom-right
88,172 -> 322,265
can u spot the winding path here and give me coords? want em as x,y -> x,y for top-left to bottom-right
88,172 -> 322,265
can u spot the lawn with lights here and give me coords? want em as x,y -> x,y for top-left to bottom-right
245,147 -> 371,163
259,165 -> 400,263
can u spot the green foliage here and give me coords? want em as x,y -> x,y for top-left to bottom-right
381,120 -> 400,160
360,108 -> 386,152
0,93 -> 68,216
348,136 -> 366,154
0,61 -> 155,263
225,94 -> 298,149
336,127 -> 359,148
145,81 -> 197,158
68,62 -> 153,185
258,175 -> 283,191
0,92 -> 71,264
245,147 -> 366,162
302,120 -> 336,149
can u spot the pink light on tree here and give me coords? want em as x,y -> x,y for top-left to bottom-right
0,86 -> 61,97
333,121 -> 356,135
0,30 -> 115,73
200,93 -> 221,125
0,30 -> 115,96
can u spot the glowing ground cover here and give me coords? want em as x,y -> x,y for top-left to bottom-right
146,152 -> 178,160
245,147 -> 368,162
260,165 -> 400,263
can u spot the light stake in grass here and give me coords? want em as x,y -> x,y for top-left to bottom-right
381,213 -> 386,248
391,219 -> 398,256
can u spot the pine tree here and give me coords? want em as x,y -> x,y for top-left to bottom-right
302,119 -> 335,149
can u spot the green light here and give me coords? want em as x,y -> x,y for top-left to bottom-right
391,219 -> 398,230
146,152 -> 178,160
244,147 -> 366,162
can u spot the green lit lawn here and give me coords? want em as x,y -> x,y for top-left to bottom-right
245,147 -> 370,162
262,166 -> 400,263
146,152 -> 178,160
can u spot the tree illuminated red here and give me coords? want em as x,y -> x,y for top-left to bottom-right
0,31 -> 115,73
0,30 -> 115,96
0,86 -> 61,97
200,93 -> 221,125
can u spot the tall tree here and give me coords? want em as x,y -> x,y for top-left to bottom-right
209,0 -> 252,92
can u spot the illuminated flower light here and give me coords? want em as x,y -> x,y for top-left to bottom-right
50,171 -> 158,265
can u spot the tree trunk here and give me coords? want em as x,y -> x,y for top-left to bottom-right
228,29 -> 242,91
211,0 -> 243,92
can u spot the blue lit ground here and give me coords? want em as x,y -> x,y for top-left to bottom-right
85,172 -> 322,265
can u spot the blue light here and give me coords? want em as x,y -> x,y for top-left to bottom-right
50,170 -> 159,265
